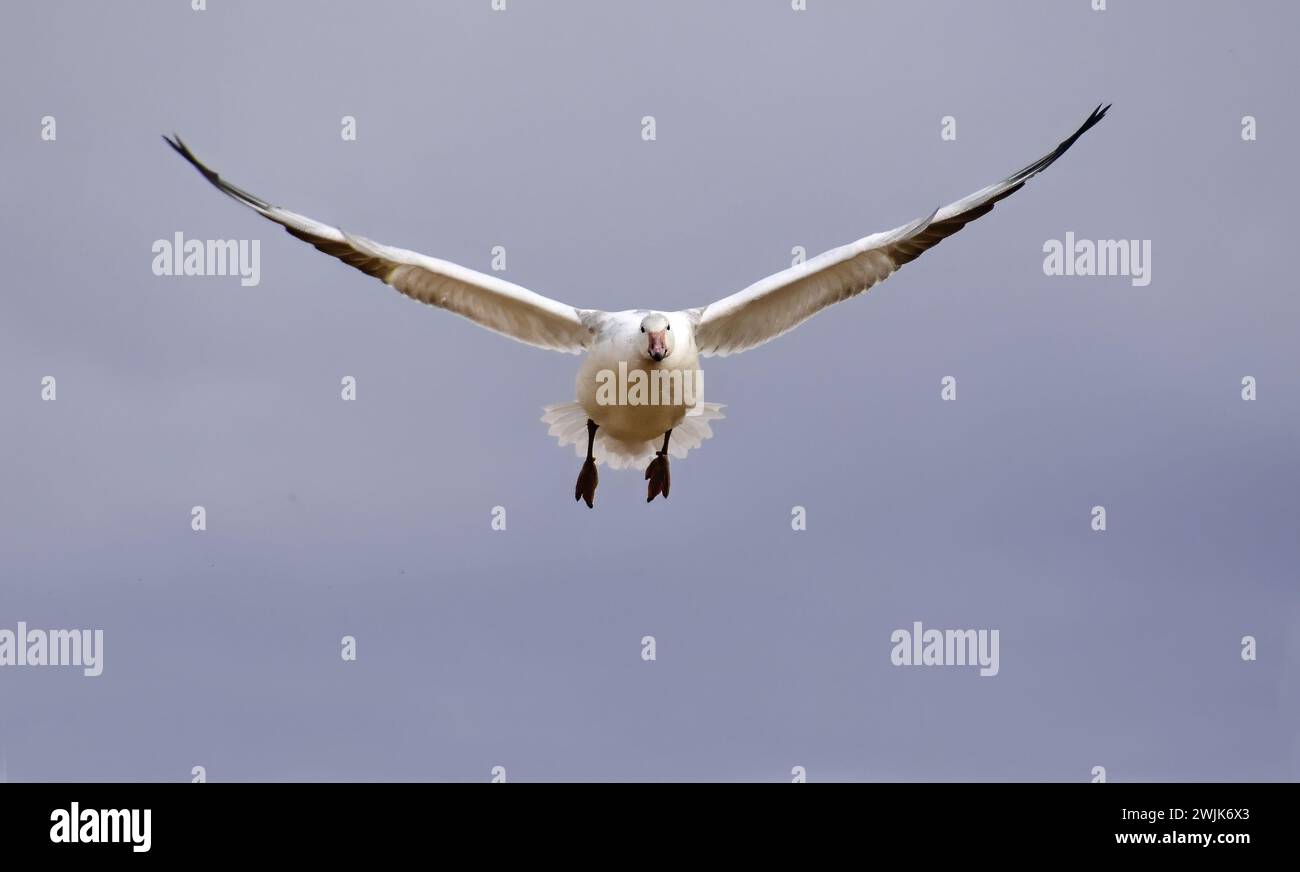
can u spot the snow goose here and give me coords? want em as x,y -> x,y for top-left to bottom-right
164,104 -> 1108,507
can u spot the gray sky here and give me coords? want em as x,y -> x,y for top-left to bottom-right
1,0 -> 1297,781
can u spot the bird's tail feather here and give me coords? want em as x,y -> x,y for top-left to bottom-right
540,402 -> 726,470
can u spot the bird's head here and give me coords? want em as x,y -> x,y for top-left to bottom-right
639,313 -> 674,362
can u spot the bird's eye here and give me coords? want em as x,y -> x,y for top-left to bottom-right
666,324 -> 671,331
641,326 -> 645,333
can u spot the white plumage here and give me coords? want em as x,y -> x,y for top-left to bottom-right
543,400 -> 726,470
164,104 -> 1107,504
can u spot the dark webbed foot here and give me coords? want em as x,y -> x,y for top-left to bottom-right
575,457 -> 598,508
645,451 -> 671,502
575,418 -> 599,508
645,430 -> 673,503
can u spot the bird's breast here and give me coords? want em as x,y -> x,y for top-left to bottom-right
576,345 -> 703,442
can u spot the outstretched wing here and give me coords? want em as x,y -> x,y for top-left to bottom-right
164,136 -> 596,354
691,104 -> 1110,357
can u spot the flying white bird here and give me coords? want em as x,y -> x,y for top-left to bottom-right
165,104 -> 1108,507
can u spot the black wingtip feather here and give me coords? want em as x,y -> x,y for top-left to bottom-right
162,134 -> 274,211
1061,102 -> 1110,152
163,133 -> 218,184
162,134 -> 188,161
1006,102 -> 1110,185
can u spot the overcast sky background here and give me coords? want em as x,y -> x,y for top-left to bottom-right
1,0 -> 1296,781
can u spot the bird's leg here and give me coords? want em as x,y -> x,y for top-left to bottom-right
574,419 -> 599,508
645,429 -> 672,502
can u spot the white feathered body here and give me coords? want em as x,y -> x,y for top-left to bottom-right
166,107 -> 1108,481
543,310 -> 725,469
